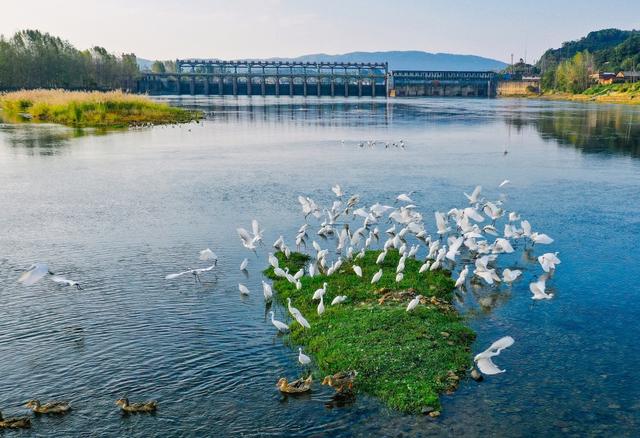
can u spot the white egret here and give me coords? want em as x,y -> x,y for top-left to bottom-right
18,263 -> 52,286
455,265 -> 469,288
262,281 -> 273,301
240,258 -> 248,271
199,248 -> 218,261
502,269 -> 522,284
331,295 -> 347,305
239,283 -> 250,295
371,269 -> 383,284
268,253 -> 279,268
498,179 -> 510,188
317,294 -> 325,316
287,298 -> 311,329
332,184 -> 344,197
464,185 -> 482,204
51,276 -> 82,290
165,264 -> 216,283
538,252 -> 561,272
269,311 -> 289,333
406,295 -> 422,312
395,272 -> 404,283
529,279 -> 553,300
396,193 -> 414,203
352,265 -> 363,277
531,232 -> 553,245
237,227 -> 257,252
298,347 -> 311,365
474,336 -> 514,375
313,282 -> 328,300
376,251 -> 387,264
419,261 -> 431,273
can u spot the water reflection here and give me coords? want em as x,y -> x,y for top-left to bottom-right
505,104 -> 640,157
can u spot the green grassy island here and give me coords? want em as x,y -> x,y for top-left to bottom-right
264,249 -> 475,414
0,89 -> 199,128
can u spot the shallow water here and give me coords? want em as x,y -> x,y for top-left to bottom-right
1,96 -> 639,437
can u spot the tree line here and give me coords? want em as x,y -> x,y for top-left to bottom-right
0,30 -> 139,91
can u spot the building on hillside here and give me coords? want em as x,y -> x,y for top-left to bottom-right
616,71 -> 640,83
590,72 -> 617,85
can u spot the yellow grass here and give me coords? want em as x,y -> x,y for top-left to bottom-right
0,89 -> 199,127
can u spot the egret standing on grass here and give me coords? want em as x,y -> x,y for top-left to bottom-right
371,269 -> 383,284
287,298 -> 311,329
406,295 -> 422,312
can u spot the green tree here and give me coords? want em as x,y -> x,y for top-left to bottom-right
151,60 -> 166,73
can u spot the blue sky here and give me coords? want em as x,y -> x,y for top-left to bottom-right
1,0 -> 639,62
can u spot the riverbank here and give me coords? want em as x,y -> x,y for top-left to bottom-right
264,249 -> 475,414
527,83 -> 640,105
0,89 -> 200,128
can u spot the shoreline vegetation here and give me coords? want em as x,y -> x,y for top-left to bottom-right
264,249 -> 475,414
502,83 -> 640,105
0,89 -> 200,128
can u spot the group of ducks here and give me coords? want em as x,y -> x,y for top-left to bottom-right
226,181 -> 559,384
0,399 -> 157,429
277,370 -> 358,395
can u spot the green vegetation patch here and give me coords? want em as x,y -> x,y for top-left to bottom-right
0,90 -> 200,128
264,249 -> 475,413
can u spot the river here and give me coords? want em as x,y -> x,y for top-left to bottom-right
1,96 -> 639,437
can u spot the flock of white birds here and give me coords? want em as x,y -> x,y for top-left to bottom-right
17,180 -> 560,379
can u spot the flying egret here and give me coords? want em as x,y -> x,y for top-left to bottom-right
396,193 -> 414,203
498,179 -> 510,188
165,264 -> 216,283
51,275 -> 82,290
269,311 -> 289,333
199,248 -> 218,261
332,184 -> 344,197
474,336 -> 514,375
352,265 -> 363,277
331,295 -> 347,305
262,281 -> 273,301
240,258 -> 249,271
502,269 -> 522,284
287,298 -> 311,329
464,185 -> 482,204
18,263 -> 52,286
298,347 -> 311,365
371,269 -> 383,284
239,283 -> 250,295
531,232 -> 553,245
406,295 -> 422,312
538,252 -> 561,272
529,279 -> 553,300
237,227 -> 258,252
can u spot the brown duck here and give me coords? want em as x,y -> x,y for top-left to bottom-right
322,370 -> 358,393
115,398 -> 157,413
276,375 -> 313,394
25,400 -> 71,414
0,410 -> 31,429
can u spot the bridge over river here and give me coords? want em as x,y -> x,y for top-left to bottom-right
137,59 -> 498,98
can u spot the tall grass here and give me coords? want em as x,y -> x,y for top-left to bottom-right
0,89 -> 198,127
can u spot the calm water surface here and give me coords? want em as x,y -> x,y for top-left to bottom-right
1,97 -> 639,437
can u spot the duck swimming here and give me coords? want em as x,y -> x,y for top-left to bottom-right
0,410 -> 30,429
276,375 -> 313,394
25,400 -> 71,414
115,398 -> 157,413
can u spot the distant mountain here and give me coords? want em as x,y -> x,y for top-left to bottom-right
274,51 -> 507,71
138,51 -> 508,72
